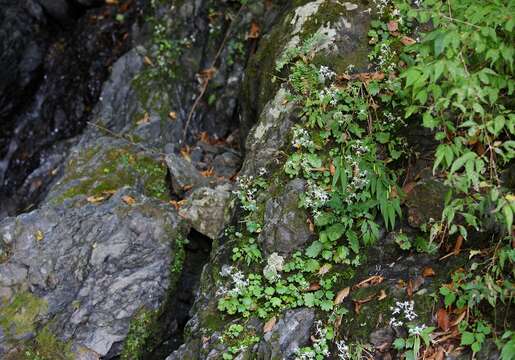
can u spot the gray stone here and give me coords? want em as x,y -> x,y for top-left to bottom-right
258,179 -> 312,256
179,184 -> 233,240
0,188 -> 186,357
258,308 -> 315,359
213,151 -> 241,177
165,153 -> 209,195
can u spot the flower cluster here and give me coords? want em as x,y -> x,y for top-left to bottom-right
319,65 -> 336,83
318,86 -> 340,106
302,180 -> 330,218
389,300 -> 418,327
408,324 -> 427,336
218,265 -> 249,296
263,253 -> 284,282
233,175 -> 258,211
292,127 -> 315,150
294,321 -> 331,359
335,340 -> 350,360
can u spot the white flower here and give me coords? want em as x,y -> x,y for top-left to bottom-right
258,167 -> 268,176
319,65 -> 336,82
409,324 -> 427,336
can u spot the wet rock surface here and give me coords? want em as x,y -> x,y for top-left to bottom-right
0,0 -> 144,219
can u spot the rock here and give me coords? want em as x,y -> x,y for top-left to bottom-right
179,184 -> 233,240
405,179 -> 449,228
257,308 -> 315,359
166,153 -> 209,195
212,151 -> 241,178
258,179 -> 312,256
370,327 -> 395,350
0,188 -> 186,357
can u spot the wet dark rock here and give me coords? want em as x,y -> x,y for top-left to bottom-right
370,327 -> 395,350
259,179 -> 312,256
405,179 -> 449,228
212,151 -> 241,178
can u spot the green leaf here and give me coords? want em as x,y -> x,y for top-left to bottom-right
306,241 -> 323,258
450,152 -> 476,174
461,332 -> 475,346
503,204 -> 513,231
393,338 -> 405,350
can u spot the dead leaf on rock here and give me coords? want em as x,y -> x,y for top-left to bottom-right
122,195 -> 136,205
247,21 -> 261,39
143,56 -> 154,66
307,282 -> 321,291
401,36 -> 417,46
423,267 -> 436,277
334,287 -> 350,305
437,308 -> 450,331
200,167 -> 215,177
354,275 -> 384,289
168,111 -> 177,121
330,162 -> 336,176
406,278 -> 414,297
353,293 -> 376,314
454,235 -> 463,255
377,289 -> 387,300
387,20 -> 398,32
105,0 -> 118,5
263,316 -> 276,333
87,195 -> 106,204
35,230 -> 44,242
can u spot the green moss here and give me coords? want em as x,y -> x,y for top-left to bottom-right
52,146 -> 170,204
120,309 -> 157,360
20,326 -> 74,360
0,291 -> 47,338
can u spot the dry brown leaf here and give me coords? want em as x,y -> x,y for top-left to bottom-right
387,20 -> 398,32
406,278 -> 414,298
401,36 -> 417,46
454,235 -> 463,255
105,0 -> 118,4
377,289 -> 387,300
182,184 -> 193,192
87,195 -> 106,203
434,347 -> 445,360
180,146 -> 191,161
353,294 -> 376,314
334,287 -> 350,305
122,195 -> 136,205
423,267 -> 436,277
35,230 -> 44,242
307,282 -> 321,291
143,56 -> 154,66
402,181 -> 417,195
200,67 -> 217,81
450,310 -> 466,327
437,308 -> 450,331
307,217 -> 315,233
354,275 -> 384,289
263,316 -> 276,333
330,162 -> 336,176
200,167 -> 215,177
412,276 -> 425,292
136,112 -> 150,125
247,21 -> 261,39
168,111 -> 177,121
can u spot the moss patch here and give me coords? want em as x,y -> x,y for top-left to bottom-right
0,291 -> 48,338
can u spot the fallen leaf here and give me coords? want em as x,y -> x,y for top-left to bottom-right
169,199 -> 187,210
435,347 -> 445,360
330,162 -> 336,176
334,287 -> 350,305
122,195 -> 136,205
353,293 -> 376,314
307,282 -> 321,291
143,56 -> 154,66
406,278 -> 414,297
454,235 -> 463,255
450,310 -> 466,327
263,316 -> 276,333
402,181 -> 417,195
307,217 -> 315,233
136,112 -> 150,125
200,67 -> 217,81
377,289 -> 387,300
412,276 -> 425,292
35,230 -> 44,241
87,195 -> 106,203
318,264 -> 332,276
354,275 -> 384,289
401,36 -> 417,46
180,146 -> 191,161
200,168 -> 215,177
247,21 -> 261,39
168,111 -> 177,121
105,0 -> 118,4
182,184 -> 193,192
422,267 -> 436,277
437,308 -> 450,331
387,20 -> 398,32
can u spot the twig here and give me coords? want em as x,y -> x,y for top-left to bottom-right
182,5 -> 245,144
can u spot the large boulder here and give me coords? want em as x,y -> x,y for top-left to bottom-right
0,188 -> 186,358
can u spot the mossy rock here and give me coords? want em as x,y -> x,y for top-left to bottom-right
0,291 -> 48,341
